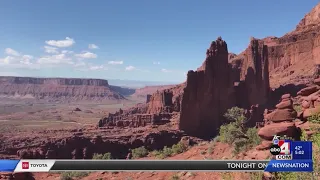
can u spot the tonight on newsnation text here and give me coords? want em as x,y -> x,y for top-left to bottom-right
0,160 -> 313,172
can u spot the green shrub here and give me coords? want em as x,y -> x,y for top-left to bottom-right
162,146 -> 174,158
151,150 -> 164,159
233,138 -> 250,155
221,172 -> 233,180
132,146 -> 149,159
170,174 -> 180,180
307,112 -> 320,123
300,129 -> 309,141
218,122 -> 242,144
153,142 -> 188,159
60,172 -> 89,180
92,152 -> 112,160
217,107 -> 261,154
293,105 -> 302,112
224,107 -> 246,125
246,127 -> 261,146
92,153 -> 103,159
172,142 -> 188,154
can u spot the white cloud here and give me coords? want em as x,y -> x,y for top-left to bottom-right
5,48 -> 20,56
61,50 -> 74,54
44,46 -> 59,54
37,54 -> 73,65
125,66 -> 136,71
0,56 -> 15,64
0,55 -> 37,69
153,61 -> 160,65
89,65 -> 104,70
161,68 -> 172,73
20,55 -> 33,65
75,51 -> 97,59
45,37 -> 75,48
74,61 -> 86,67
108,61 -> 123,65
88,44 -> 99,49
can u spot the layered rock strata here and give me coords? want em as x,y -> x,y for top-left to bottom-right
0,76 -> 125,101
256,94 -> 299,150
179,37 -> 270,137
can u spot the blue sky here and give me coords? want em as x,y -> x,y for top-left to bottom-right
0,0 -> 318,83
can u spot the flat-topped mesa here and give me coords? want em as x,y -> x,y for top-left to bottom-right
0,76 -> 125,101
0,76 -> 109,86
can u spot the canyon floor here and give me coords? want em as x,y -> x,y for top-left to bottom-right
0,97 -> 143,134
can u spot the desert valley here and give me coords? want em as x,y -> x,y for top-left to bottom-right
1,2 -> 320,180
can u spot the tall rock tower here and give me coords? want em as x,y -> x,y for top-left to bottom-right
179,37 -> 236,138
179,37 -> 270,138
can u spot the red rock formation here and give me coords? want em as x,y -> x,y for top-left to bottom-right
146,89 -> 173,114
2,130 -> 184,160
132,85 -> 176,98
262,3 -> 320,88
0,76 -> 125,102
231,39 -> 270,107
179,37 -> 236,137
145,82 -> 185,114
256,94 -> 299,150
178,37 -> 270,137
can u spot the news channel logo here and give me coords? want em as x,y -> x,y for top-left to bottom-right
270,135 -> 293,160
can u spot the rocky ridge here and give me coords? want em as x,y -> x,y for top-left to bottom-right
0,76 -> 126,102
257,3 -> 320,88
256,77 -> 320,150
257,94 -> 299,150
100,37 -> 271,138
0,128 -> 185,160
179,37 -> 270,138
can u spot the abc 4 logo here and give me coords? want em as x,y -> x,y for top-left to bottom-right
270,140 -> 290,155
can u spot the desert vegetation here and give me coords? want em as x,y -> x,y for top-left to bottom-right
216,107 -> 261,154
151,142 -> 189,159
92,152 -> 113,160
60,172 -> 89,180
131,146 -> 149,159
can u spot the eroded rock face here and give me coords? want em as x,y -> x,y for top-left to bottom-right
179,38 -> 236,138
143,83 -> 185,114
261,3 -> 320,88
147,90 -> 174,114
179,38 -> 270,138
0,76 -> 125,101
231,39 -> 270,108
257,94 -> 299,149
7,130 -> 184,160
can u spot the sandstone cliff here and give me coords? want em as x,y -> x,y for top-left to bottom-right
259,3 -> 320,88
146,83 -> 185,114
231,38 -> 270,107
132,85 -> 176,99
0,76 -> 126,102
178,37 -> 270,137
179,38 -> 236,137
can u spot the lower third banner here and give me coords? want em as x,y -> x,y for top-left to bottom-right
0,160 -> 314,172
